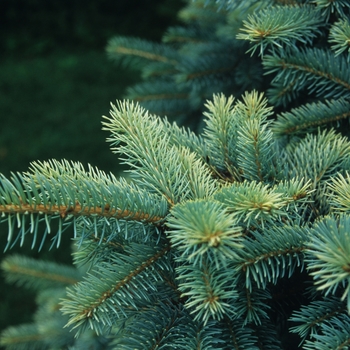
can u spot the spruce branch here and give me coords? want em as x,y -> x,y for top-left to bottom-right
125,81 -> 193,118
177,1 -> 226,25
234,225 -> 309,290
163,26 -> 216,45
302,314 -> 350,350
110,304 -> 227,349
329,18 -> 350,59
237,5 -> 323,56
273,177 -> 313,207
181,320 -> 225,349
110,303 -> 195,349
328,172 -> 350,213
234,90 -> 276,182
235,90 -> 274,122
164,117 -> 207,158
103,100 -> 218,204
70,224 -> 126,270
1,254 -> 81,290
167,200 -> 242,267
207,0 -> 272,12
176,257 -> 238,325
202,90 -> 277,182
290,296 -> 346,343
219,317 -> 259,349
264,47 -> 350,105
214,181 -> 287,227
306,215 -> 350,312
236,116 -> 275,182
283,128 -> 350,186
175,41 -> 243,89
253,320 -> 283,349
0,323 -> 60,350
313,0 -> 350,19
272,98 -> 350,137
234,285 -> 271,326
61,242 -> 172,336
203,93 -> 240,180
106,36 -> 179,69
0,161 -> 168,250
213,178 -> 312,227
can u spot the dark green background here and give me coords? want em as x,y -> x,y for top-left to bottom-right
0,0 -> 182,176
0,0 -> 182,338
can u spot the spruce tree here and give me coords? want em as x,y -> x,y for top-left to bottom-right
1,0 -> 350,349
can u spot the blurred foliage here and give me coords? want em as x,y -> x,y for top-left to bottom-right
0,0 -> 182,57
0,0 -> 182,340
0,0 -> 183,175
0,52 -> 139,176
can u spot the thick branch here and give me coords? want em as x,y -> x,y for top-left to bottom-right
0,202 -> 164,224
82,243 -> 171,320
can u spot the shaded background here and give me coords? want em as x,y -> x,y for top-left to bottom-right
0,0 -> 182,176
0,0 -> 182,338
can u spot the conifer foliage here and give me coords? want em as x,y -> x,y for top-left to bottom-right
1,0 -> 350,349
